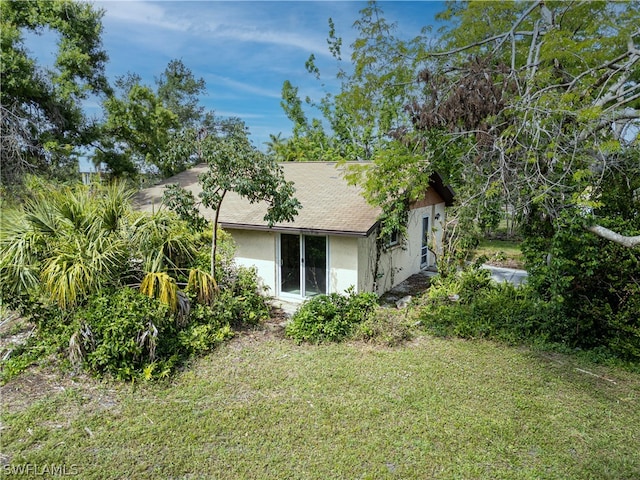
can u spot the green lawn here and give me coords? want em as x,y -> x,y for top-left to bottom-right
475,238 -> 524,269
2,334 -> 639,479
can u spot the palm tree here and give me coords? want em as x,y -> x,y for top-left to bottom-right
0,181 -> 132,308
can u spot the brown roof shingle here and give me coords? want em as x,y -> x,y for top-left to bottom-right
135,162 -> 382,237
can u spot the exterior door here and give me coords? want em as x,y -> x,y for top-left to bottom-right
421,216 -> 430,267
280,234 -> 327,297
280,234 -> 301,295
303,235 -> 327,296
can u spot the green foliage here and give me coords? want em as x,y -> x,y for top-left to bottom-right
164,118 -> 300,280
522,208 -> 640,360
286,288 -> 378,343
420,265 -> 548,344
163,183 -> 209,232
0,181 -> 132,308
98,60 -> 213,179
69,288 -> 170,380
1,182 -> 272,381
224,266 -> 271,326
101,77 -> 180,177
1,0 -> 110,185
277,3 -> 422,164
156,59 -> 207,126
3,271 -> 265,382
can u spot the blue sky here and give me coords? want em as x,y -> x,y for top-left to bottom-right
29,1 -> 446,157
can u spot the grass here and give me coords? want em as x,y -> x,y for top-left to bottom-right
475,238 -> 524,268
2,334 -> 639,479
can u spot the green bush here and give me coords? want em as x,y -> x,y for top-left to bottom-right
522,211 -> 640,360
419,265 -> 548,344
68,287 -> 242,381
285,288 -> 378,343
0,182 -> 276,382
355,308 -> 416,346
226,266 -> 271,326
69,288 -> 172,380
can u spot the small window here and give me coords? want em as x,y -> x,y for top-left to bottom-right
385,229 -> 400,248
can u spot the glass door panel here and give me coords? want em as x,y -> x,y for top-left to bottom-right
280,234 -> 300,295
304,236 -> 327,296
421,216 -> 429,267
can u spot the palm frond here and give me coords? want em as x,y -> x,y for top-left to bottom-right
0,209 -> 47,295
41,235 -> 128,309
186,268 -> 218,305
97,180 -> 135,233
140,272 -> 179,312
23,197 -> 60,237
136,321 -> 158,362
130,210 -> 196,271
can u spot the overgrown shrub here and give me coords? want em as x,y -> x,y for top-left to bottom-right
419,264 -> 548,344
225,266 -> 271,326
70,288 -> 171,380
522,210 -> 640,360
285,288 -> 378,343
355,308 -> 416,346
0,182 -> 275,382
68,287 -> 240,381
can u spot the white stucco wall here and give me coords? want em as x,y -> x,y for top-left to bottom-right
329,236 -> 359,294
228,229 -> 361,299
227,200 -> 446,299
226,229 -> 277,295
357,234 -> 377,293
432,202 -> 446,259
358,201 -> 446,296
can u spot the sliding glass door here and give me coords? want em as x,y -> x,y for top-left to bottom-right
280,234 -> 301,295
280,234 -> 327,297
303,235 -> 327,296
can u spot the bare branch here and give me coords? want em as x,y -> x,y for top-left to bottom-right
587,225 -> 640,248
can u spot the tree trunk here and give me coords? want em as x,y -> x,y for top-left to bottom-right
586,224 -> 640,248
210,190 -> 227,279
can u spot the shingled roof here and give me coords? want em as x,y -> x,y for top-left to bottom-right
135,162 -> 380,236
135,161 -> 453,237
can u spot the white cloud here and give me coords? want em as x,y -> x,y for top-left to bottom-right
205,74 -> 282,99
203,23 -> 330,57
97,1 -> 192,32
214,110 -> 265,119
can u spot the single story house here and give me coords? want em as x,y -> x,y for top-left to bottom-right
136,162 -> 454,300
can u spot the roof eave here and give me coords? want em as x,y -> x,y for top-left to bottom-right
429,172 -> 456,207
219,222 -> 378,238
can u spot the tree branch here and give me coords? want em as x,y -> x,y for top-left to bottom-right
586,224 -> 640,248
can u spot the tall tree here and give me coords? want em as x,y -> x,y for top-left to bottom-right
404,0 -> 640,351
277,5 -> 422,163
163,119 -> 301,280
410,0 -> 640,246
156,59 -> 207,127
0,0 -> 110,186
98,60 -> 213,178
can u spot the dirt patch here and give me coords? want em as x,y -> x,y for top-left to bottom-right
0,312 -> 34,362
1,362 -> 121,418
229,307 -> 289,349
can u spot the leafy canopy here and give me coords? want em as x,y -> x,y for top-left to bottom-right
0,0 -> 110,185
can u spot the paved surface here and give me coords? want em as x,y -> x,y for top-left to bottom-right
271,298 -> 303,317
481,265 -> 528,286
